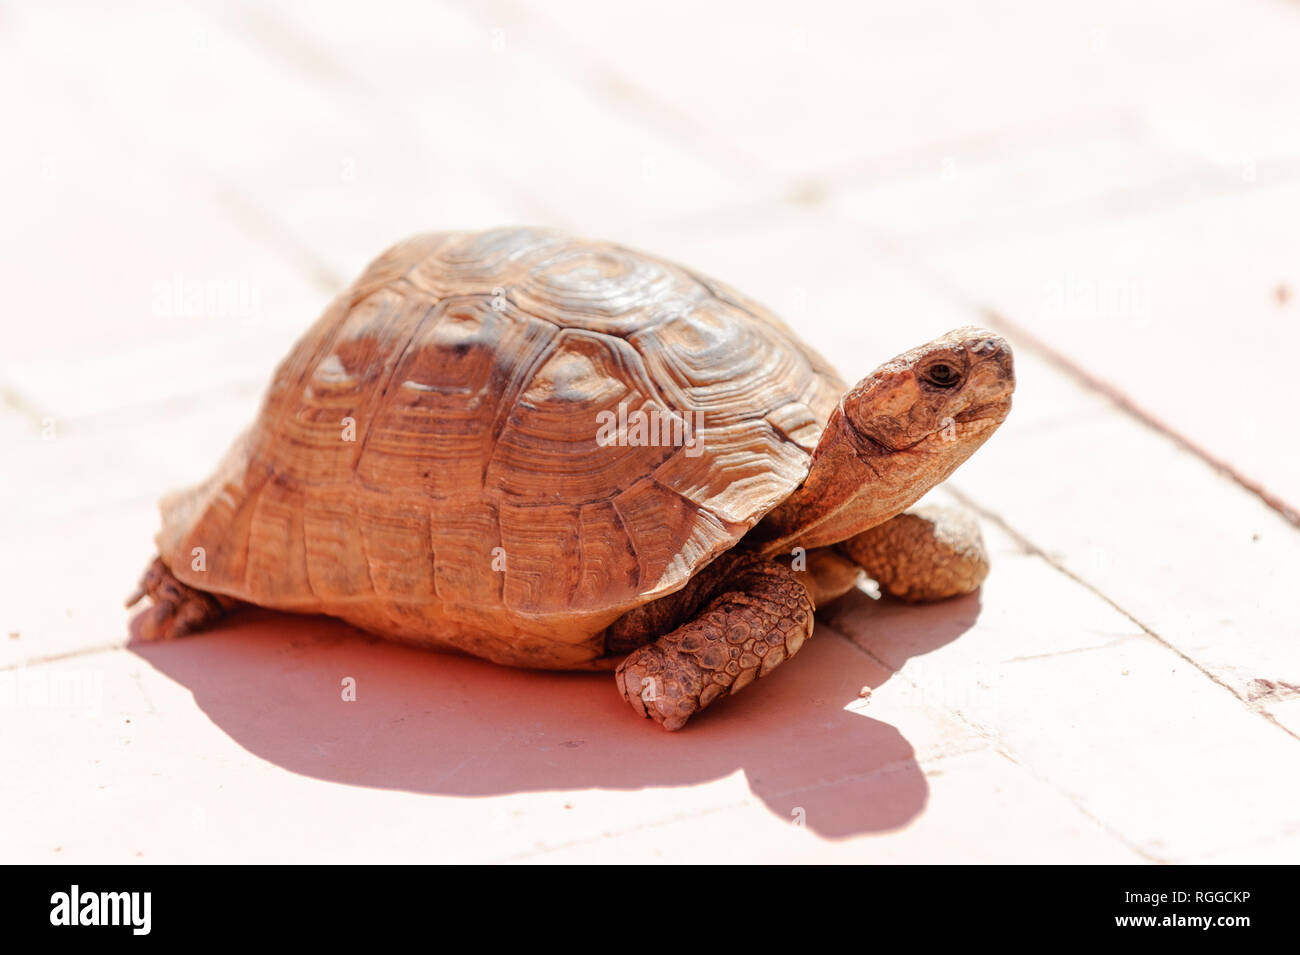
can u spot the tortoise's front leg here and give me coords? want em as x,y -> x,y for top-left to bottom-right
614,555 -> 814,731
837,505 -> 989,602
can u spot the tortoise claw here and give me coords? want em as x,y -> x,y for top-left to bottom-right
127,556 -> 231,642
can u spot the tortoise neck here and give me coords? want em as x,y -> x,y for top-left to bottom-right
750,407 -> 945,557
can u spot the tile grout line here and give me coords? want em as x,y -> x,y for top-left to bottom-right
0,384 -> 50,428
504,743 -> 993,863
226,0 -> 570,228
631,121 -> 1300,248
974,307 -> 1300,529
942,483 -> 1300,746
3,376 -> 267,437
207,179 -> 348,295
455,0 -> 764,178
0,641 -> 129,672
863,225 -> 1300,530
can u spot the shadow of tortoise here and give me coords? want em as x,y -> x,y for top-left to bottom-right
128,587 -> 980,840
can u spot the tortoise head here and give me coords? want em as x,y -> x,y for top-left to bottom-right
842,326 -> 1015,456
757,327 -> 1014,554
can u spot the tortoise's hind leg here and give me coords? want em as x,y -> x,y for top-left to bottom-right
614,554 -> 814,731
125,556 -> 237,641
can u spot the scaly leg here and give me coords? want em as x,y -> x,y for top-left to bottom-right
837,505 -> 989,602
125,556 -> 236,641
613,553 -> 814,731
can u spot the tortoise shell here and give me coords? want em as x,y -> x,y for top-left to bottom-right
155,228 -> 847,667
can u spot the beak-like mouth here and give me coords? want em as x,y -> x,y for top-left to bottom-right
955,393 -> 1014,424
959,341 -> 1016,419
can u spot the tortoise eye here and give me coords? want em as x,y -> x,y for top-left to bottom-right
924,362 -> 961,387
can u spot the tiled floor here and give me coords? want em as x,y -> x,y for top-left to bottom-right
3,0 -> 1297,863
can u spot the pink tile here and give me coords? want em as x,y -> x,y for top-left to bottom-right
522,749 -> 1144,864
0,623 -> 938,860
523,0 -> 1292,181
949,349 -> 1300,708
4,623 -> 1138,862
925,179 -> 1300,520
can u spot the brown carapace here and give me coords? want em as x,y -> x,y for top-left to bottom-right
129,228 -> 1015,730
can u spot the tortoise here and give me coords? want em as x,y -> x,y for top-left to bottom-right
127,227 -> 1015,730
